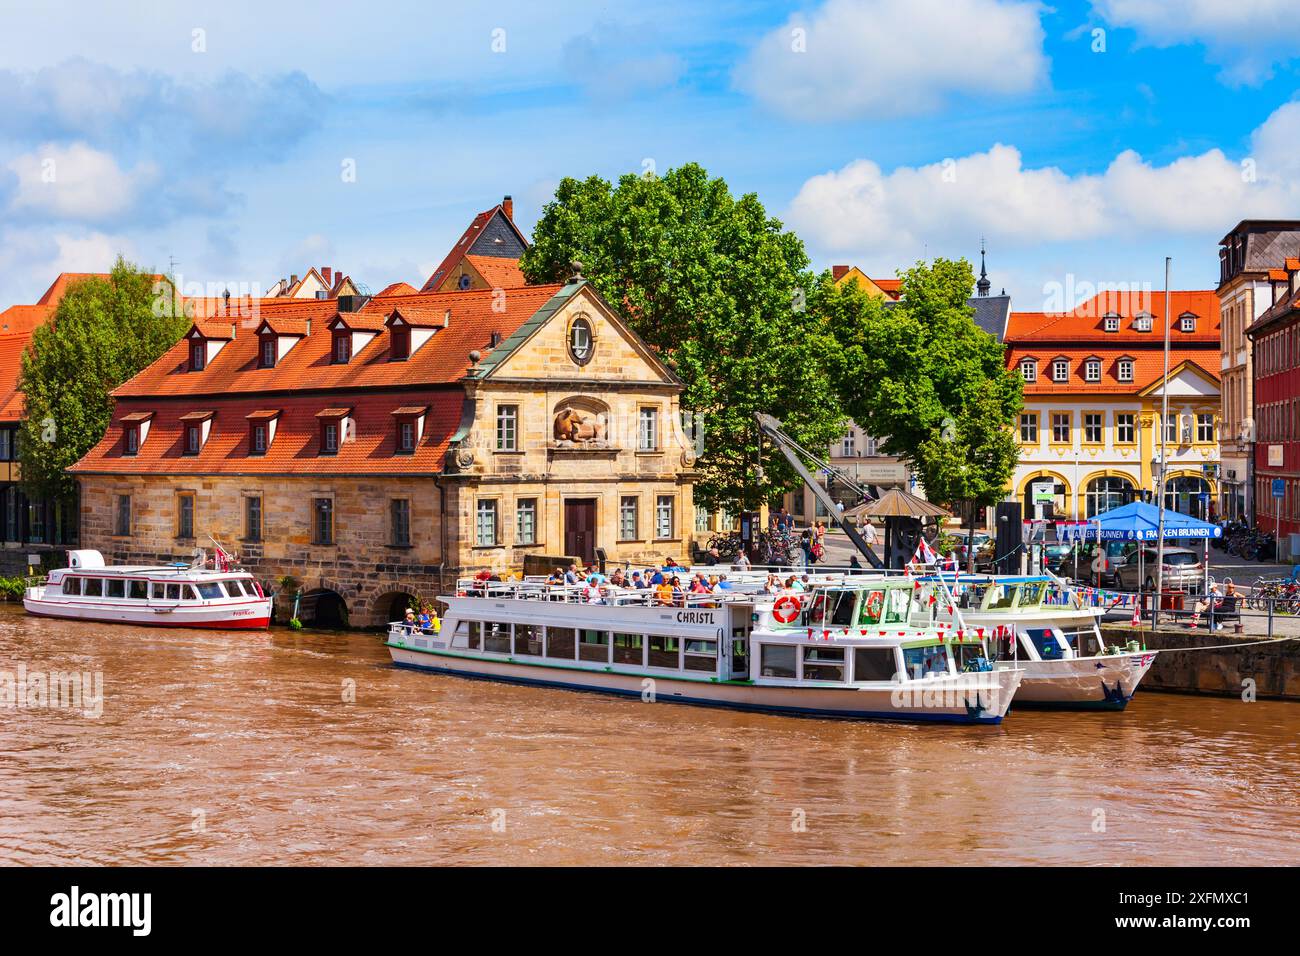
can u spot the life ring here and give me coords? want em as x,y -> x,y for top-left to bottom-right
772,595 -> 801,624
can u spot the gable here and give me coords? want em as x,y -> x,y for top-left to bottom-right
469,212 -> 527,259
480,285 -> 678,386
1141,361 -> 1220,399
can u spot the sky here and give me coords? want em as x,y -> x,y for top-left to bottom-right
2,0 -> 1299,312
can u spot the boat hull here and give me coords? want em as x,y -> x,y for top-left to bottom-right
388,642 -> 1021,724
995,653 -> 1156,709
23,595 -> 271,630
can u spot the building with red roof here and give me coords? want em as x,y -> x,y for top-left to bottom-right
1005,288 -> 1221,522
420,196 -> 529,293
71,274 -> 695,626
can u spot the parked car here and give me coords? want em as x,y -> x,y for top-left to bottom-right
952,531 -> 991,566
1046,541 -> 1125,586
1111,546 -> 1204,592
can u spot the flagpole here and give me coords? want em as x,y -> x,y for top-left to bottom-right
1154,259 -> 1171,628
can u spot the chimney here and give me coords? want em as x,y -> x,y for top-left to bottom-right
832,265 -> 849,281
322,266 -> 333,285
502,195 -> 513,221
290,274 -> 299,290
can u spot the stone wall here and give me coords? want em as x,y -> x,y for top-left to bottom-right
1102,624 -> 1300,699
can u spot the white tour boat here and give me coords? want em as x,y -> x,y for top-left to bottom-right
24,549 -> 272,630
387,576 -> 1023,724
919,573 -> 1155,709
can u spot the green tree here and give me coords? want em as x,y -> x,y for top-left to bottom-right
19,257 -> 188,500
520,163 -> 846,512
817,258 -> 1023,559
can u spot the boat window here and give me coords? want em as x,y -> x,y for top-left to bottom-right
514,623 -> 542,656
106,579 -> 126,599
803,646 -> 845,682
545,626 -> 574,660
166,583 -> 181,601
61,577 -> 81,596
196,582 -> 224,600
858,590 -> 886,626
85,579 -> 103,597
828,591 -> 856,627
883,589 -> 910,624
184,585 -> 201,601
987,585 -> 1016,610
1026,628 -> 1064,661
648,634 -> 680,668
1018,581 -> 1045,607
902,644 -> 949,678
951,643 -> 987,671
853,647 -> 897,682
578,629 -> 609,663
128,580 -> 148,600
760,644 -> 797,679
451,620 -> 481,650
225,579 -> 246,596
613,632 -> 643,666
483,622 -> 512,654
683,639 -> 717,672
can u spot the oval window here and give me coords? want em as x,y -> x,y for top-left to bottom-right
568,316 -> 594,365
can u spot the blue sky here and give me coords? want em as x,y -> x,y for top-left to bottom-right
2,0 -> 1299,311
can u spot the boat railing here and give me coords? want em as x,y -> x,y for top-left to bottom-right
452,578 -> 758,608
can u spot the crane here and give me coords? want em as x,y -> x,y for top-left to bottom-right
754,413 -> 884,569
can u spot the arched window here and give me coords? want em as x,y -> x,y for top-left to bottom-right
1085,475 -> 1134,517
1164,475 -> 1210,519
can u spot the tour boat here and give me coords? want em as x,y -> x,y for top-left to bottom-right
918,573 -> 1155,709
387,576 -> 1023,724
23,549 -> 272,629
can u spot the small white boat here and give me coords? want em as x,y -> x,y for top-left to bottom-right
923,573 -> 1155,709
24,549 -> 272,630
388,576 -> 1022,724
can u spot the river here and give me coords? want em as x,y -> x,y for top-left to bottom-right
1,604 -> 1296,865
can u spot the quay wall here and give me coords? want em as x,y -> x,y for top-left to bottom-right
1102,625 -> 1300,700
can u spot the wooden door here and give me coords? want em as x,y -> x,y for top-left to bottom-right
564,498 -> 597,564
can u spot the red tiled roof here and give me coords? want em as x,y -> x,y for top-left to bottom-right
376,281 -> 418,297
872,278 -> 902,296
0,331 -> 34,422
420,202 -> 527,292
1007,347 -> 1219,394
1006,290 -> 1220,342
465,255 -> 527,290
112,284 -> 563,398
72,391 -> 465,475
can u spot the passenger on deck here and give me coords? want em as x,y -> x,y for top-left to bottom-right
564,564 -> 580,586
404,609 -> 418,633
669,575 -> 685,607
654,578 -> 674,606
630,571 -> 648,589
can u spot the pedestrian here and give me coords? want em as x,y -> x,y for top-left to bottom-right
735,550 -> 751,571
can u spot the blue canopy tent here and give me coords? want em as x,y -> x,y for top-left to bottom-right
1059,501 -> 1222,542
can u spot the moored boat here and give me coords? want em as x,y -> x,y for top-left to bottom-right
23,549 -> 272,630
387,576 -> 1022,724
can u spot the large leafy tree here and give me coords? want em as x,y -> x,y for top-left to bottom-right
19,257 -> 189,500
817,258 -> 1022,557
521,163 -> 845,512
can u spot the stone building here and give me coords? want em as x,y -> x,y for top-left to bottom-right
70,274 -> 696,626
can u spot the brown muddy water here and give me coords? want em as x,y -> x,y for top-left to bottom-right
1,604 -> 1296,865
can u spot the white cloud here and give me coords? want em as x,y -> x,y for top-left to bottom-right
786,101 -> 1300,260
735,0 -> 1048,120
1092,0 -> 1296,85
7,142 -> 156,221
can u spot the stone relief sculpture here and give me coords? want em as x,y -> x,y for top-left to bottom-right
553,407 -> 608,445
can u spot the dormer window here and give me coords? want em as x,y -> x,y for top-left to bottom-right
1019,358 -> 1037,383
1052,358 -> 1069,382
1084,358 -> 1101,382
1118,357 -> 1134,383
190,341 -> 206,371
1103,313 -> 1120,333
333,333 -> 351,364
119,411 -> 152,455
245,410 -> 280,456
179,411 -> 213,456
390,325 -> 410,361
316,408 -> 351,456
1179,314 -> 1196,333
1135,313 -> 1153,332
391,405 -> 428,455
260,336 -> 277,369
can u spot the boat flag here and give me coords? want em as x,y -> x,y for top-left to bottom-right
908,538 -> 938,573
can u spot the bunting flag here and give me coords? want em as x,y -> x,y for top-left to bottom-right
907,537 -> 938,574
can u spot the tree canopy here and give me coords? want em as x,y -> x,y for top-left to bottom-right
520,163 -> 846,512
816,258 -> 1022,516
19,257 -> 189,500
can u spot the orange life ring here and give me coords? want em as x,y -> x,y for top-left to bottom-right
773,595 -> 801,624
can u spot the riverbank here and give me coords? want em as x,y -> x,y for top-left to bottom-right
1103,624 -> 1300,699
